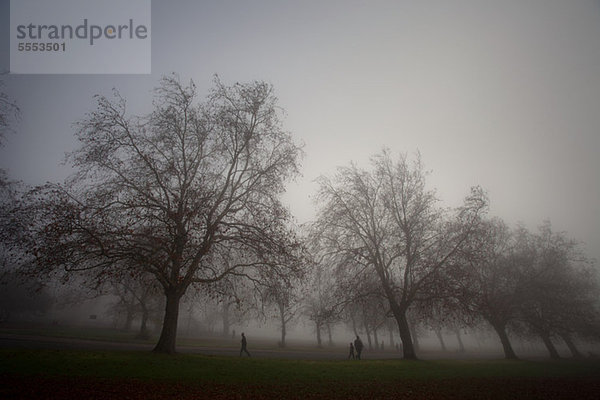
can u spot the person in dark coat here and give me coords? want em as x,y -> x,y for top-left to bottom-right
240,332 -> 251,357
354,335 -> 364,360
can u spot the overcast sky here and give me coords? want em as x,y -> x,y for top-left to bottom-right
1,0 -> 599,260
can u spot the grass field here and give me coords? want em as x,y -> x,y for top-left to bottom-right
2,348 -> 600,399
0,324 -> 321,351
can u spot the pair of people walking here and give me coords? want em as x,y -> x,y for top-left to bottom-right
242,332 -> 364,360
348,335 -> 363,360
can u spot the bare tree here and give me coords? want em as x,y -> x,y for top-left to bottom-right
27,75 -> 304,353
452,219 -> 599,360
516,222 -> 599,359
262,269 -> 306,347
451,218 -> 527,359
106,272 -> 161,339
314,150 -> 486,359
0,271 -> 51,322
199,274 -> 252,337
303,258 -> 340,348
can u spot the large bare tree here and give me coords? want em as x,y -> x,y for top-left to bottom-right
29,75 -> 304,353
450,218 -> 522,359
313,150 -> 486,359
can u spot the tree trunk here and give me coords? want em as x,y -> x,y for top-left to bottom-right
540,333 -> 560,359
560,333 -> 583,359
315,321 -> 322,348
136,306 -> 150,340
388,325 -> 395,349
123,308 -> 134,331
185,305 -> 193,335
365,326 -> 373,350
351,313 -> 359,336
222,301 -> 230,337
376,265 -> 417,359
455,329 -> 465,353
435,329 -> 447,351
326,323 -> 333,347
395,310 -> 417,359
279,305 -> 287,348
373,328 -> 380,351
490,320 -> 518,359
153,290 -> 182,354
409,321 -> 420,352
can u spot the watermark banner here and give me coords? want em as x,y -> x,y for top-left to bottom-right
10,0 -> 151,74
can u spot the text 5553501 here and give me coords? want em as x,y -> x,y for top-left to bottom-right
17,42 -> 66,52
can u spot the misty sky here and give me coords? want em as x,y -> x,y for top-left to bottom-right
1,0 -> 599,261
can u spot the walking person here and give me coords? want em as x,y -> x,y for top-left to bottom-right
240,332 -> 251,357
348,342 -> 355,359
354,335 -> 364,360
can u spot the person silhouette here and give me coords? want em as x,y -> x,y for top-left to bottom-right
348,342 -> 355,359
354,335 -> 364,360
240,332 -> 251,357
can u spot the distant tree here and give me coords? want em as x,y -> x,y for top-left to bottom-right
414,285 -> 472,353
26,75 -> 304,353
107,281 -> 137,331
198,275 -> 247,337
340,272 -> 389,350
206,273 -> 265,338
107,272 -> 161,339
0,272 -> 51,322
418,300 -> 450,352
314,150 -> 487,359
452,218 -> 527,359
360,294 -> 389,350
329,253 -> 388,349
515,222 -> 599,359
342,303 -> 361,337
303,258 -> 341,348
262,269 -> 306,347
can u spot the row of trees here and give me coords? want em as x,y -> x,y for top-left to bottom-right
1,75 -> 598,358
304,152 -> 599,359
450,219 -> 598,359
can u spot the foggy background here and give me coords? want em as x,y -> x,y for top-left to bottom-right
1,0 -> 599,356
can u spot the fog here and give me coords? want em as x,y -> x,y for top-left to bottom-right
2,274 -> 598,361
1,0 -> 600,361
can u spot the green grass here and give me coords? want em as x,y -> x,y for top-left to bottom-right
2,348 -> 600,384
0,325 -> 297,350
2,349 -> 600,399
0,325 -> 151,343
